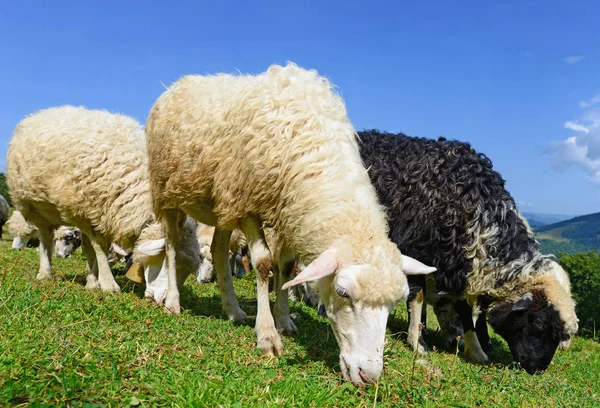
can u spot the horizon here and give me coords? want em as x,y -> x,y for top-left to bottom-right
1,0 -> 598,215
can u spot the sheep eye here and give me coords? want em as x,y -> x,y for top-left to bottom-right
335,285 -> 351,299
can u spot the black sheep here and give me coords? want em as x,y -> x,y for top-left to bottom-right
357,129 -> 578,374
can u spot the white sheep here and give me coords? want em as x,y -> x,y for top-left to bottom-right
144,63 -> 435,385
7,210 -> 39,250
8,210 -> 81,258
196,223 -> 251,283
54,226 -> 82,258
6,106 -> 200,297
132,218 -> 199,303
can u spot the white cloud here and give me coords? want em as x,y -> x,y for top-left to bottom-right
518,200 -> 533,207
580,94 -> 600,108
564,55 -> 584,64
549,105 -> 600,184
564,121 -> 590,133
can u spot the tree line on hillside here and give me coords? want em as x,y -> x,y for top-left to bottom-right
538,239 -> 597,255
0,173 -> 11,206
559,252 -> 600,339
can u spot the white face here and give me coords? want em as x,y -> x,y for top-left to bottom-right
197,257 -> 215,283
55,238 -> 74,258
12,235 -> 27,250
311,265 -> 408,384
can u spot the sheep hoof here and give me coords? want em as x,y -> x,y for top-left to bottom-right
165,296 -> 181,315
100,280 -> 121,293
257,330 -> 284,356
36,271 -> 53,280
85,278 -> 101,290
411,342 -> 428,356
225,307 -> 247,323
407,335 -> 428,356
275,315 -> 298,336
465,346 -> 489,364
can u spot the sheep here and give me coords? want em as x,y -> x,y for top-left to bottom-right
54,226 -> 82,258
6,106 -> 200,298
8,210 -> 82,257
144,63 -> 435,385
7,210 -> 39,249
196,223 -> 251,283
131,219 -> 199,303
357,129 -> 578,374
0,195 -> 9,239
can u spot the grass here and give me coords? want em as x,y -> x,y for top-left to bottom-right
0,236 -> 599,407
536,227 -> 570,243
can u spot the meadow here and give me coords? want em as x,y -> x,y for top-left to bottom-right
0,236 -> 598,407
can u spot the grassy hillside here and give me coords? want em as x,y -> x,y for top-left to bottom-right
1,235 -> 599,406
535,212 -> 600,254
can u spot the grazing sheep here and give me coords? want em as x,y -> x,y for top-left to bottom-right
0,195 -> 9,239
7,210 -> 39,249
107,242 -> 129,267
54,226 -> 82,258
6,106 -> 200,297
196,223 -> 251,283
145,63 -> 434,384
132,219 -> 199,303
8,210 -> 81,257
358,129 -> 578,374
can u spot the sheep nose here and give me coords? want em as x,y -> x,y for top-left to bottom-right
358,368 -> 376,384
357,360 -> 382,384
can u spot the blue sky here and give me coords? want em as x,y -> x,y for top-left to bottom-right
1,0 -> 598,215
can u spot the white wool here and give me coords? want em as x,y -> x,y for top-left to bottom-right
6,105 -> 199,293
144,63 -> 428,384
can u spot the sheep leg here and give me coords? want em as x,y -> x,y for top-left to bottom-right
36,224 -> 55,280
432,300 -> 464,351
406,276 -> 428,355
475,312 -> 492,353
475,296 -> 493,353
212,227 -> 247,323
273,248 -> 298,335
81,234 -> 100,290
456,299 -> 488,364
240,217 -> 283,356
89,234 -> 120,293
162,209 -> 186,314
421,300 -> 428,336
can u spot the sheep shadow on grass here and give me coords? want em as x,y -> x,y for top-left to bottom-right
387,308 -> 516,369
182,288 -> 340,370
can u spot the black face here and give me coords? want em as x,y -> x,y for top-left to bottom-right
488,290 -> 566,374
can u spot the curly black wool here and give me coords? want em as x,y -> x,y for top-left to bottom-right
358,129 -> 538,295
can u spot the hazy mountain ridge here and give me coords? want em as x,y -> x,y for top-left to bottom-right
533,212 -> 600,254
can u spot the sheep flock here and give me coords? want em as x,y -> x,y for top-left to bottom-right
2,62 -> 578,386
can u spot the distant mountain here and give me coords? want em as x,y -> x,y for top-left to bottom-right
535,212 -> 600,254
522,212 -> 575,227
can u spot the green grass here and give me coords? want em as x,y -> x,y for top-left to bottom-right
537,227 -> 570,243
1,236 -> 599,407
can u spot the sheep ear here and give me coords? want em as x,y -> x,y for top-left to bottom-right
512,292 -> 533,312
401,255 -> 437,275
111,243 -> 129,257
137,239 -> 166,256
281,249 -> 337,290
